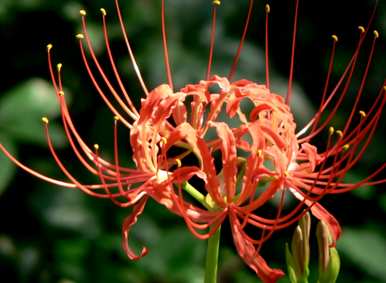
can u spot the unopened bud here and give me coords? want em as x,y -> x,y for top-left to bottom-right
316,221 -> 341,283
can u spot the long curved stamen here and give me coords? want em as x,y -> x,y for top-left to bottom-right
206,0 -> 220,80
80,11 -> 138,121
228,0 -> 254,80
161,0 -> 174,90
100,8 -> 139,118
285,0 -> 299,105
265,3 -> 271,89
114,0 -> 149,96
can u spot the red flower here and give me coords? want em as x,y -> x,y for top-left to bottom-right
0,0 -> 385,282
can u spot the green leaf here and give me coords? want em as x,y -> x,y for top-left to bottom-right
0,135 -> 16,195
338,228 -> 386,281
0,78 -> 67,146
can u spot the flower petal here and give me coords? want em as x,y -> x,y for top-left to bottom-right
121,196 -> 149,260
230,209 -> 285,283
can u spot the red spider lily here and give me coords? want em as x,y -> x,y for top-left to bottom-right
0,0 -> 385,282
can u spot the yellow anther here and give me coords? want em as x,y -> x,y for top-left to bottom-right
76,33 -> 84,40
56,63 -> 62,72
94,144 -> 99,151
80,9 -> 87,16
284,171 -> 290,177
58,91 -> 64,96
358,26 -> 365,33
41,117 -> 49,124
329,126 -> 335,136
373,30 -> 379,38
160,137 -> 167,146
114,115 -> 120,121
257,149 -> 263,157
265,4 -> 270,13
331,34 -> 338,42
100,8 -> 107,16
46,43 -> 53,51
343,144 -> 350,151
212,0 -> 221,6
336,130 -> 343,138
359,110 -> 366,118
175,159 -> 182,168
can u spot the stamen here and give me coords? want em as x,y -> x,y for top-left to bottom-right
358,26 -> 365,33
42,117 -> 49,124
213,0 -> 221,5
175,159 -> 182,168
373,30 -> 379,38
100,8 -> 107,16
331,34 -> 338,42
76,33 -> 84,40
206,2 -> 218,80
359,110 -> 366,118
94,144 -> 100,151
328,126 -> 334,136
161,0 -> 174,89
335,130 -> 343,138
286,0 -> 300,105
80,9 -> 87,16
47,43 -> 53,51
59,91 -> 65,96
342,144 -> 350,151
56,63 -> 62,72
228,0 -> 254,80
265,3 -> 271,89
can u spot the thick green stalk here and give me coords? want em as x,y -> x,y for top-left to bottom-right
204,226 -> 221,283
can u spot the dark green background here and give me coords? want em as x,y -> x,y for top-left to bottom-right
0,0 -> 385,282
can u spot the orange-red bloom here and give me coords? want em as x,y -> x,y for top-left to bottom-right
0,0 -> 385,282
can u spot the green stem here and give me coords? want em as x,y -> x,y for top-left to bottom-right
182,181 -> 211,210
204,226 -> 221,283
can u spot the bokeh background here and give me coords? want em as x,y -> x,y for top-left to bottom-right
0,0 -> 385,282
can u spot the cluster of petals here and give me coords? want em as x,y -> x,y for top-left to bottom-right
1,0 -> 385,282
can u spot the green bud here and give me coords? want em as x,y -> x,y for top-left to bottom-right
285,213 -> 311,283
316,221 -> 341,283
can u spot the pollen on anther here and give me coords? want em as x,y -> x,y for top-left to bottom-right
42,117 -> 49,124
359,110 -> 366,118
265,4 -> 270,13
59,91 -> 64,96
343,144 -> 350,151
100,8 -> 107,16
373,30 -> 379,38
175,159 -> 182,168
76,33 -> 84,40
329,126 -> 335,136
257,149 -> 263,157
212,0 -> 221,6
57,63 -> 62,72
46,43 -> 53,51
94,144 -> 100,151
80,9 -> 87,16
358,26 -> 365,33
331,34 -> 338,42
114,115 -> 120,121
336,130 -> 343,138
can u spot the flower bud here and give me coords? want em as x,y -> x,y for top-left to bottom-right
316,221 -> 341,283
285,213 -> 311,283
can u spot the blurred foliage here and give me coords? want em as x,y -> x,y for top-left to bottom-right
0,0 -> 385,282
